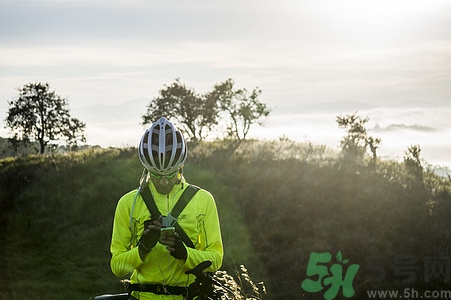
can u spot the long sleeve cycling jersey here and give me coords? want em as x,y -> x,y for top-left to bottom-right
110,177 -> 223,299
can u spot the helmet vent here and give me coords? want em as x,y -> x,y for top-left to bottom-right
138,117 -> 187,174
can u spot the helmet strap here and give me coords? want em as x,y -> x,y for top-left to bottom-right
139,169 -> 149,190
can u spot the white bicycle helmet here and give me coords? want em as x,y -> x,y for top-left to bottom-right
138,117 -> 187,175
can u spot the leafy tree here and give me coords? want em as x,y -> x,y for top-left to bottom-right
142,78 -> 271,142
366,136 -> 382,166
336,112 -> 381,163
142,79 -> 218,141
64,118 -> 87,151
4,82 -> 86,154
208,78 -> 271,141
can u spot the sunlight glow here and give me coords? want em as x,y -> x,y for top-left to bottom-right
293,0 -> 450,44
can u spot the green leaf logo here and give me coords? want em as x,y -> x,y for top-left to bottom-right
336,251 -> 349,264
337,251 -> 342,262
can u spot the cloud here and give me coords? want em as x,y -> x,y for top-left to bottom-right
248,106 -> 451,167
3,0 -> 451,45
374,124 -> 439,132
1,0 -> 451,111
0,1 -> 287,43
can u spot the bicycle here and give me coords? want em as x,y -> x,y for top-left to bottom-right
94,260 -> 231,300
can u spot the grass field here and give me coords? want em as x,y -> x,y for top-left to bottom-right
1,140 -> 451,299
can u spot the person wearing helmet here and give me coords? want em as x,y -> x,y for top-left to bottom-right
110,117 -> 223,299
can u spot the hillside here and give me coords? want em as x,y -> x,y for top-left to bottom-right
1,140 -> 451,299
0,147 -> 260,300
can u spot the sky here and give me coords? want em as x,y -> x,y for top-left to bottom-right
1,0 -> 450,167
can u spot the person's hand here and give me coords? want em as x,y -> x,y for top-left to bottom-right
160,232 -> 187,260
138,220 -> 161,255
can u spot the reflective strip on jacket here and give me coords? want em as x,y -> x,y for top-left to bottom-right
110,177 -> 223,299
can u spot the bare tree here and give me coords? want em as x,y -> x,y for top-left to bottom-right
336,112 -> 381,163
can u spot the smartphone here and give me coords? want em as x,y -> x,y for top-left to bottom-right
160,227 -> 176,239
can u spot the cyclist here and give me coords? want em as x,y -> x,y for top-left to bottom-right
110,117 -> 223,299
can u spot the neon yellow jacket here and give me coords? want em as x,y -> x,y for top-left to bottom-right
110,177 -> 223,299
